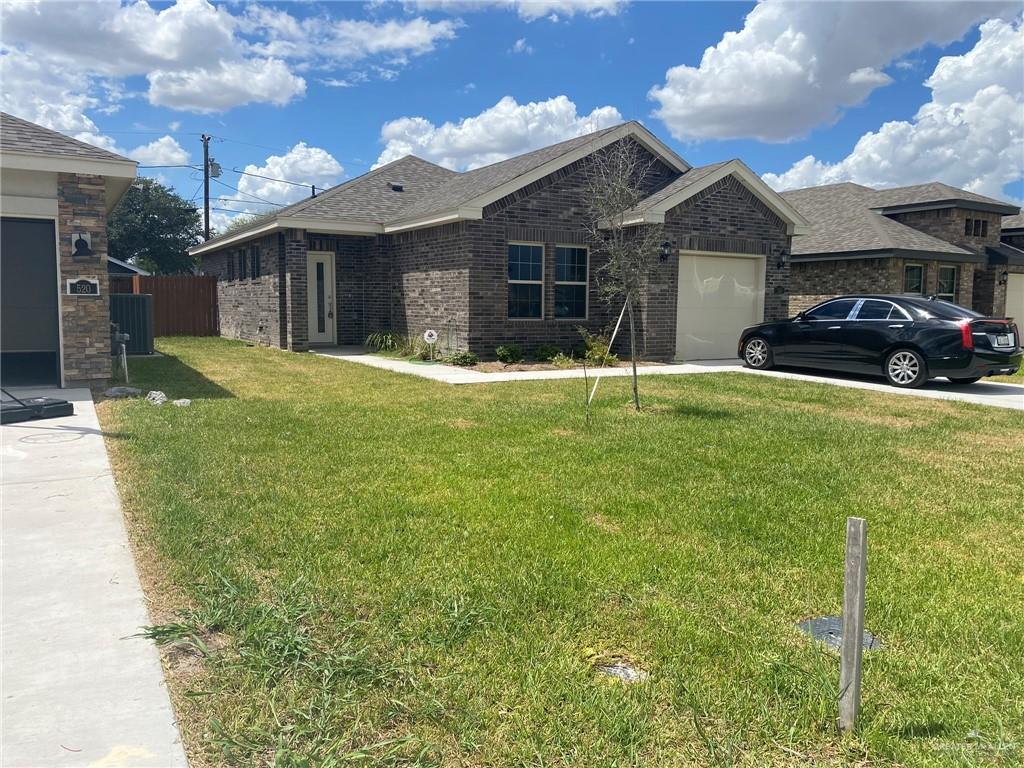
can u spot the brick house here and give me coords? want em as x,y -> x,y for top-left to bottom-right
191,122 -> 809,361
782,182 -> 1023,322
0,112 -> 137,387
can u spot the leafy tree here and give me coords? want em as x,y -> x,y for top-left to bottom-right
108,178 -> 203,274
583,138 -> 665,411
218,211 -> 274,236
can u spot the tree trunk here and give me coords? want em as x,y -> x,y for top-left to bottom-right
626,297 -> 640,411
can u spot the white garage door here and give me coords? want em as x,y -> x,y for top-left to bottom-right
676,254 -> 762,360
1006,274 -> 1024,324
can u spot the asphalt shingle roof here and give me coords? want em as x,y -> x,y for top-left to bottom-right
782,182 -> 973,257
391,124 -> 624,221
870,182 -> 1013,210
621,160 -> 730,217
1002,212 -> 1024,230
0,111 -> 133,163
279,155 -> 458,223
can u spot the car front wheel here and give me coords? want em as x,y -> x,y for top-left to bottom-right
885,349 -> 928,388
743,337 -> 773,370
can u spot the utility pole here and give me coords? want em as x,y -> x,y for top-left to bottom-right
201,133 -> 211,241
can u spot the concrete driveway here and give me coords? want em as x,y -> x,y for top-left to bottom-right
1,388 -> 187,767
315,348 -> 1023,410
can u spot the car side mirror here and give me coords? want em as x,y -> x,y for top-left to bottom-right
794,312 -> 806,321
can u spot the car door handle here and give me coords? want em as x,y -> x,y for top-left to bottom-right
888,324 -> 904,328
827,326 -> 841,330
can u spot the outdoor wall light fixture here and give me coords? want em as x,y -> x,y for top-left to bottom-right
998,270 -> 1009,285
659,240 -> 676,262
776,248 -> 789,270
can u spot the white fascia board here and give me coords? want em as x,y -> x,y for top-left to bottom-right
189,220 -> 283,256
279,216 -> 381,235
189,216 -> 380,256
465,123 -> 690,213
640,160 -> 812,234
0,150 -> 137,180
382,207 -> 483,233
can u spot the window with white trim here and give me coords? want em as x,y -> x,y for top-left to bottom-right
554,245 -> 587,319
508,243 -> 543,319
903,263 -> 924,294
936,265 -> 959,302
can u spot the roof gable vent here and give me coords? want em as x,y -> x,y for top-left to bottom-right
388,182 -> 404,192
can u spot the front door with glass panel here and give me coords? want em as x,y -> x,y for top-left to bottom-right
307,251 -> 336,345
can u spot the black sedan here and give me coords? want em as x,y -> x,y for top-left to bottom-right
738,295 -> 1021,387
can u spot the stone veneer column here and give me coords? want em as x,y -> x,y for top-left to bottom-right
282,229 -> 308,351
57,173 -> 110,386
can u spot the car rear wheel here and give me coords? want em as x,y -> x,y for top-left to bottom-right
743,337 -> 773,370
948,376 -> 982,385
885,349 -> 927,388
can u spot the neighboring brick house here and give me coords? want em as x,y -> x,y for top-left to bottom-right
191,122 -> 809,361
782,182 -> 1023,321
0,112 -> 137,387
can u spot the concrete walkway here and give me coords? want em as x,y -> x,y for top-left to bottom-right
314,348 -> 1024,410
2,389 -> 187,767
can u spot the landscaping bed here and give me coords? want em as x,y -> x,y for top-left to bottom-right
100,337 -> 1024,768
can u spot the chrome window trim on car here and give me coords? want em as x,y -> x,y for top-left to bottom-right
851,299 -> 912,321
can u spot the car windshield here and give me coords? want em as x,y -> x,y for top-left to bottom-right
905,298 -> 982,320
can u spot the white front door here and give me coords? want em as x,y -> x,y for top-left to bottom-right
676,253 -> 764,360
307,251 -> 336,345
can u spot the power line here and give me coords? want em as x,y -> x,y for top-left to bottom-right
214,196 -> 285,206
210,176 -> 282,206
228,167 -> 314,189
138,164 -> 202,170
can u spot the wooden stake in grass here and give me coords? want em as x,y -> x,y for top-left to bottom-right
839,516 -> 867,733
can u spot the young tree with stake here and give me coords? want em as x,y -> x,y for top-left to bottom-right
583,138 -> 665,411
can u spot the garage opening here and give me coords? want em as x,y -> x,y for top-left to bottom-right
676,253 -> 764,361
1,217 -> 60,386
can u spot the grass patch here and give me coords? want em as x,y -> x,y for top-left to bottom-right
100,337 -> 1024,767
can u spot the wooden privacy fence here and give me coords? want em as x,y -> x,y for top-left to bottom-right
124,275 -> 219,337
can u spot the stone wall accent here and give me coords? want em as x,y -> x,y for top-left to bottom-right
282,230 -> 308,351
57,173 -> 110,385
887,208 -> 1000,254
202,233 -> 281,346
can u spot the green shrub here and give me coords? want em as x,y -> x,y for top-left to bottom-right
576,327 -> 618,367
495,344 -> 523,364
534,344 -> 561,362
447,350 -> 479,367
364,331 -> 400,353
550,352 -> 576,369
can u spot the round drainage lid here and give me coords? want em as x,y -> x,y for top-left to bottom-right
798,616 -> 882,650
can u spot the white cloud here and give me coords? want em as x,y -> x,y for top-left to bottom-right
648,0 -> 1017,142
128,136 -> 191,166
236,143 -> 345,208
243,7 -> 460,63
374,95 -> 622,170
0,0 -> 461,132
511,38 -> 533,54
409,1 -> 625,22
148,59 -> 306,113
762,17 -> 1024,201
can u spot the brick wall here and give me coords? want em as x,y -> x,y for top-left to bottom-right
656,175 -> 791,359
791,257 -> 978,313
202,233 -> 281,346
975,263 -> 1024,317
887,208 -> 1000,254
58,173 -> 111,385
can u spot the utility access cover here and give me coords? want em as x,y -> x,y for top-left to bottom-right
798,616 -> 882,651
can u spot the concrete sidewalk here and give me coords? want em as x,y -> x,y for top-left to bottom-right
1,388 -> 187,767
314,348 -> 1024,410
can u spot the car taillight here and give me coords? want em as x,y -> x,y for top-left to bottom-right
959,320 -> 974,350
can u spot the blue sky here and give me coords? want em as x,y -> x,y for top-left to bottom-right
2,1 -> 1021,230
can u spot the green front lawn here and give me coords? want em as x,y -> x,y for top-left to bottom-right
100,338 -> 1023,767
